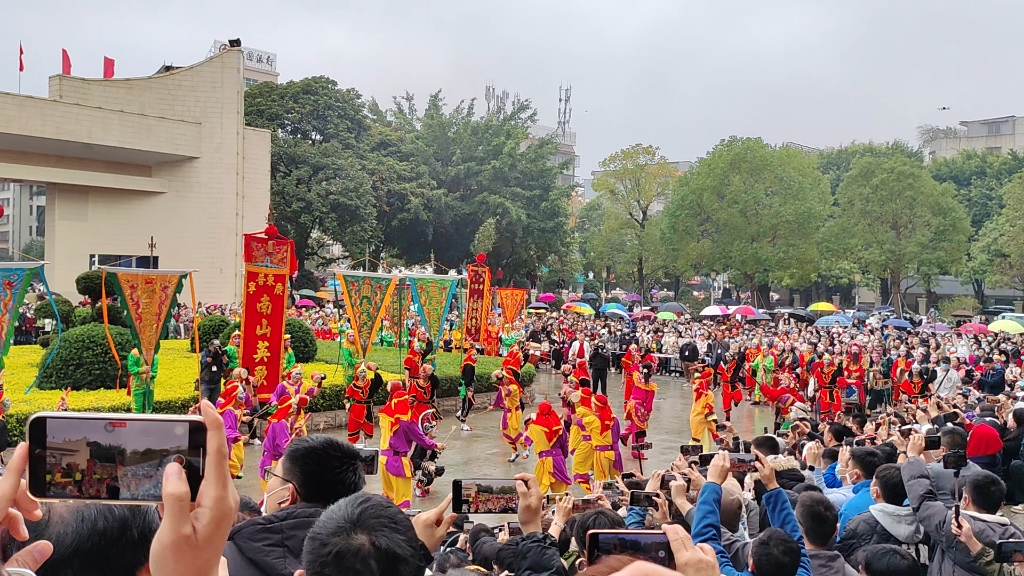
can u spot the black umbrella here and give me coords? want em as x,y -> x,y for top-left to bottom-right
581,293 -> 599,300
660,302 -> 688,314
527,302 -> 549,309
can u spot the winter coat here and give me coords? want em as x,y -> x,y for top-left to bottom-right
836,503 -> 930,570
222,504 -> 324,576
515,531 -> 567,576
807,549 -> 858,576
903,456 -> 1024,576
927,461 -> 982,508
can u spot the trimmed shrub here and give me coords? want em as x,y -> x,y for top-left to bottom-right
36,334 -> 50,349
293,269 -> 319,292
33,297 -> 74,330
72,307 -> 92,328
286,318 -> 317,363
75,270 -> 118,303
583,278 -> 602,296
191,315 -> 232,352
36,323 -> 134,391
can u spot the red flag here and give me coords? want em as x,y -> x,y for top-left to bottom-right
18,43 -> 24,72
103,56 -> 114,79
61,48 -> 71,75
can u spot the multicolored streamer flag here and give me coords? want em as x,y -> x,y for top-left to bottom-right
0,263 -> 42,370
242,225 -> 295,402
335,271 -> 398,358
407,275 -> 460,344
464,256 -> 492,346
495,287 -> 529,326
100,267 -> 190,393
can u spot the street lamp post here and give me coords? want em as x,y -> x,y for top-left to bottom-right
854,273 -> 862,307
710,271 -> 718,306
602,268 -> 608,306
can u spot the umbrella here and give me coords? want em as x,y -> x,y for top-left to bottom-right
581,292 -> 599,300
600,303 -> 627,313
951,310 -> 975,318
957,322 -> 990,335
566,293 -> 580,302
624,293 -> 642,302
315,291 -> 332,299
295,299 -> 317,308
747,310 -> 772,321
814,314 -> 853,327
656,311 -> 679,320
730,305 -> 759,318
851,311 -> 869,321
632,310 -> 656,320
874,305 -> 895,313
527,302 -> 549,310
296,289 -> 318,297
660,302 -> 688,314
882,318 -> 913,330
832,313 -> 854,322
699,305 -> 731,316
562,302 -> 595,315
808,302 -> 839,313
605,309 -> 630,322
920,322 -> 951,333
989,319 -> 1024,334
537,293 -> 557,303
771,308 -> 815,323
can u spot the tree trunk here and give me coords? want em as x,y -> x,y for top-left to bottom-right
637,255 -> 645,305
972,278 -> 985,306
890,271 -> 904,318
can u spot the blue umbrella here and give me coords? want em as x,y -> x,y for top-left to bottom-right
832,313 -> 854,322
882,318 -> 913,330
582,292 -> 599,300
600,303 -> 627,313
605,309 -> 630,322
852,311 -> 869,321
874,305 -> 894,313
814,314 -> 853,327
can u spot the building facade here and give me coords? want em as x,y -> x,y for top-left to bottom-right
0,182 -> 45,257
927,116 -> 1024,159
528,125 -> 580,187
0,48 -> 272,302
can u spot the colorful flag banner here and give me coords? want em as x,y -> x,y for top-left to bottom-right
241,265 -> 289,402
464,260 -> 492,346
407,275 -> 460,344
102,268 -> 188,367
0,264 -> 39,368
61,48 -> 71,75
495,287 -> 529,326
243,225 -> 298,275
335,271 -> 398,359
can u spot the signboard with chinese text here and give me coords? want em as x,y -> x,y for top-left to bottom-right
240,265 -> 288,402
211,40 -> 277,72
335,271 -> 398,359
464,262 -> 491,346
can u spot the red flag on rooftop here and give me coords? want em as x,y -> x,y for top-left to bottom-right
18,43 -> 24,72
103,56 -> 114,79
61,48 -> 71,75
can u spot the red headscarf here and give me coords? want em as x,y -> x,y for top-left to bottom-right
533,401 -> 562,444
268,395 -> 293,422
594,394 -> 614,435
216,381 -> 242,414
380,386 -> 412,422
579,387 -> 594,410
967,423 -> 1003,458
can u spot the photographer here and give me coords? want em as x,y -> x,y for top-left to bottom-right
589,342 -> 611,395
200,339 -> 229,404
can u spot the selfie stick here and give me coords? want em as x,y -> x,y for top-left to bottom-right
440,424 -> 458,445
953,467 -> 961,524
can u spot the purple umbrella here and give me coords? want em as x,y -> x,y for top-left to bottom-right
920,322 -> 951,333
624,293 -> 642,301
295,299 -> 317,308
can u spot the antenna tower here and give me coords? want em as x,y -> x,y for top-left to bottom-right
557,82 -> 573,139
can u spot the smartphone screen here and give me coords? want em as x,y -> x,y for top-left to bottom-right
587,530 -> 674,567
679,444 -> 702,458
943,451 -> 968,470
404,509 -> 421,517
545,492 -> 569,508
506,521 -> 523,537
995,540 -> 1024,564
942,411 -> 960,423
660,473 -> 678,492
573,496 -> 602,514
924,434 -> 942,452
698,452 -> 757,473
27,412 -> 206,503
357,447 -> 379,475
628,491 -> 659,508
464,521 -> 475,534
451,479 -> 519,514
621,472 -> 637,480
899,426 -> 914,439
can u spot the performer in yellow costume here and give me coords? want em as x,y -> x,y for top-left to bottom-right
590,394 -> 623,483
689,364 -> 718,451
571,387 -> 596,493
487,370 -> 529,462
524,401 -> 571,494
217,381 -> 248,479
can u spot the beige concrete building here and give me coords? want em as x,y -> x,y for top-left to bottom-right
927,116 -> 1024,159
0,48 -> 272,303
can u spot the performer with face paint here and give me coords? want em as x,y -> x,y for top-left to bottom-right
345,363 -> 374,444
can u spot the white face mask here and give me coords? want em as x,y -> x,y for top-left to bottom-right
260,484 -> 291,515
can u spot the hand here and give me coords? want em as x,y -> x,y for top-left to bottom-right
240,436 -> 250,444
496,528 -> 509,543
670,455 -> 687,474
0,443 -> 51,573
907,434 -> 926,458
435,442 -> 447,451
665,523 -> 720,576
150,400 -> 240,576
753,450 -> 778,490
553,493 -> 574,525
241,416 -> 252,423
707,451 -> 730,486
645,470 -> 665,494
915,408 -> 930,426
669,480 -> 691,513
891,431 -> 908,451
412,493 -> 457,551
805,441 -> 823,468
838,445 -> 852,470
683,467 -> 705,493
514,473 -> 543,534
952,516 -> 984,555
652,493 -> 670,525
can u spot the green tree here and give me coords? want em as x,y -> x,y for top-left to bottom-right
834,156 -> 971,317
988,175 -> 1024,291
588,144 -> 680,304
817,141 -> 923,197
665,137 -> 830,306
21,238 -> 44,261
244,76 -> 376,269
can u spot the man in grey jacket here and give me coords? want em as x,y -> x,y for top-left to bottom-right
926,427 -> 981,508
795,492 -> 857,576
903,434 -> 1024,576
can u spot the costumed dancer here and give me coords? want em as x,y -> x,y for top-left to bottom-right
571,387 -> 596,493
217,381 -> 249,479
456,345 -> 477,431
558,364 -> 578,419
403,342 -> 422,388
589,394 -> 623,482
282,335 -> 296,374
622,362 -> 658,457
523,401 -> 572,494
503,342 -> 524,384
55,387 -> 71,412
484,316 -> 500,357
573,359 -> 592,393
225,368 -> 259,443
760,373 -> 808,433
499,324 -> 517,356
717,351 -> 743,421
344,363 -> 374,444
621,343 -> 640,390
798,343 -> 814,396
751,345 -> 774,404
412,420 -> 445,498
812,355 -> 842,421
127,348 -> 158,414
689,364 -> 718,450
270,366 -> 324,434
410,364 -> 439,424
899,364 -> 928,404
259,395 -> 297,491
742,342 -> 761,402
225,331 -> 241,374
378,381 -> 445,509
341,330 -> 358,385
838,343 -> 868,410
866,348 -> 893,411
487,370 -> 529,462
890,347 -> 914,403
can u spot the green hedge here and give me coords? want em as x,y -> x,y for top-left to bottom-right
33,297 -> 74,330
191,315 -> 231,352
219,318 -> 317,364
36,324 -> 134,390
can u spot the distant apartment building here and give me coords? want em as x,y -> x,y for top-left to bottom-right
927,116 -> 1024,159
528,125 -> 580,187
587,160 -> 692,213
0,182 -> 45,257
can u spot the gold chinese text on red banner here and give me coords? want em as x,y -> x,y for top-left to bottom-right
464,262 -> 491,346
495,287 -> 529,326
241,266 -> 288,403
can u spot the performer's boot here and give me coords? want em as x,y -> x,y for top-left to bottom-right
507,451 -> 520,463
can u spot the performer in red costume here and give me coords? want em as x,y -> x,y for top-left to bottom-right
890,347 -> 914,403
620,343 -> 640,397
811,355 -> 843,421
743,343 -> 762,402
717,351 -> 743,421
503,342 -> 524,384
797,343 -> 814,396
898,364 -> 928,403
838,343 -> 868,410
573,359 -> 592,392
761,372 -> 807,432
403,342 -> 422,387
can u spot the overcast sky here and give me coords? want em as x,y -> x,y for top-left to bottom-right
5,1 -> 1021,174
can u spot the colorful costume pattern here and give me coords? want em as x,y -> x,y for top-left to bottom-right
717,358 -> 743,420
589,394 -> 623,482
127,348 -> 158,414
259,396 -> 296,491
838,349 -> 867,408
379,388 -> 437,509
812,359 -> 842,420
217,382 -> 246,478
345,366 -> 374,443
524,402 -> 571,494
571,389 -> 596,493
341,330 -> 358,385
623,370 -> 658,450
743,346 -> 761,399
492,384 -> 527,455
751,350 -> 774,403
689,367 -> 717,449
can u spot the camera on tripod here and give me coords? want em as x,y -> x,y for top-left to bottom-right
942,450 -> 968,470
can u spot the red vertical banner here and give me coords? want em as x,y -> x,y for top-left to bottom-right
464,258 -> 491,346
103,56 -> 115,79
240,266 -> 288,402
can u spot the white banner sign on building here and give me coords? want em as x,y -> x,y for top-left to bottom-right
211,40 -> 277,72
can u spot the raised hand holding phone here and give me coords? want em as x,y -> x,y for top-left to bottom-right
752,450 -> 777,490
707,452 -> 730,486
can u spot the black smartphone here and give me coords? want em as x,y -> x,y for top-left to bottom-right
660,473 -> 678,492
943,451 -> 968,470
573,496 -> 602,514
451,479 -> 519,514
600,480 -> 622,498
679,444 -> 703,458
986,396 -> 1002,405
463,521 -> 475,534
995,540 -> 1024,564
924,434 -> 942,452
628,491 -> 660,508
587,530 -> 674,567
506,521 -> 523,537
545,492 -> 569,508
621,472 -> 637,480
942,411 -> 960,423
27,412 -> 206,503
404,509 -> 421,517
899,426 -> 914,439
357,447 -> 379,475
854,434 -> 876,447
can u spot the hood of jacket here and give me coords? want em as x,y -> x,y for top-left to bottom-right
225,504 -> 324,576
807,549 -> 857,576
869,503 -> 926,543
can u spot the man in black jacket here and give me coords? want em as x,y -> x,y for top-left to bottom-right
589,343 -> 611,395
679,337 -> 700,378
223,435 -> 366,576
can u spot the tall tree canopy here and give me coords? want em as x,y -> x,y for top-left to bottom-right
817,141 -> 923,197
